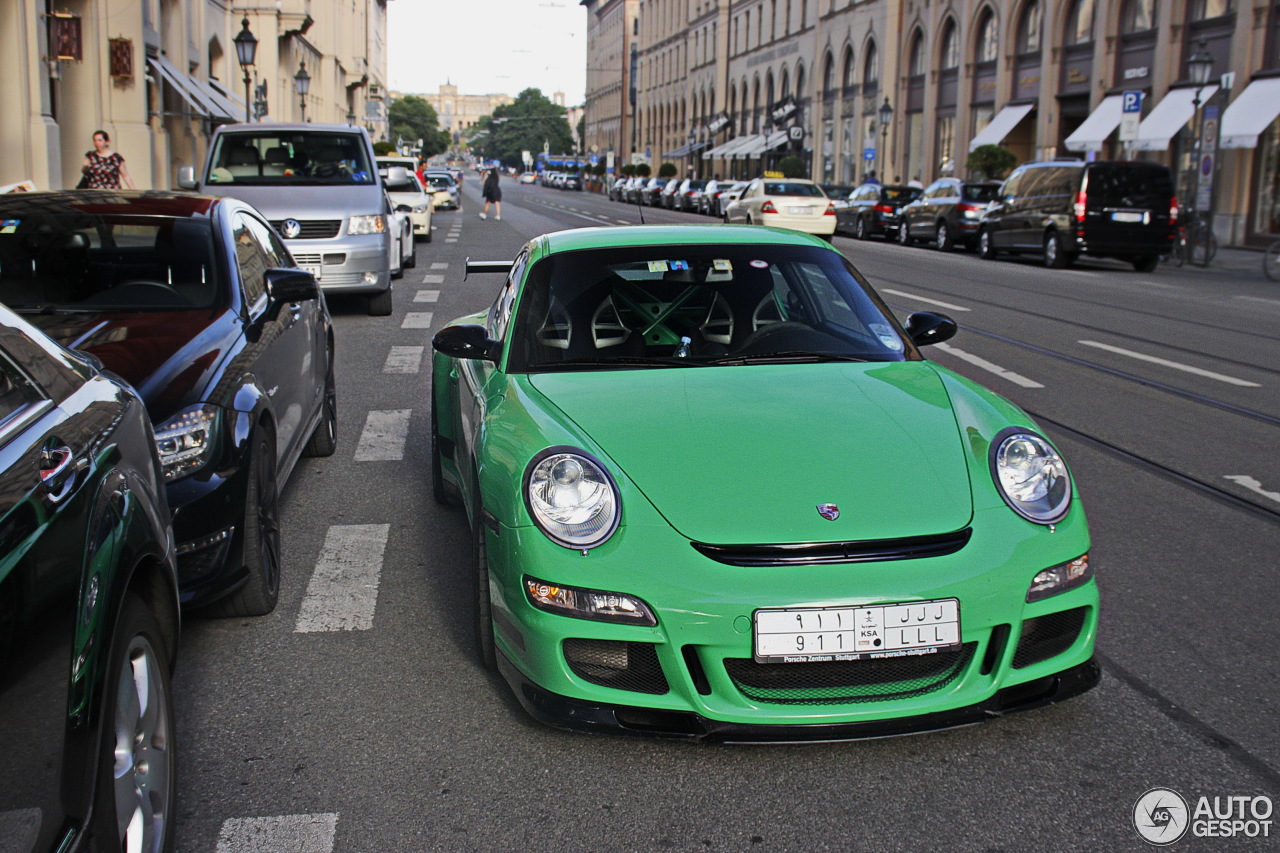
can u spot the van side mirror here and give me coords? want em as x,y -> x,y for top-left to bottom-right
433,324 -> 499,362
905,312 -> 957,348
177,166 -> 197,190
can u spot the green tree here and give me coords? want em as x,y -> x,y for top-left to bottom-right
475,88 -> 575,169
373,141 -> 397,156
966,144 -> 1018,181
634,162 -> 652,177
777,155 -> 807,178
388,95 -> 450,157
658,161 -> 678,178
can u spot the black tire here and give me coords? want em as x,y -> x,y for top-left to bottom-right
404,245 -> 416,269
93,594 -> 176,853
473,494 -> 496,671
854,216 -> 867,240
431,391 -> 461,508
423,224 -> 433,243
978,228 -> 998,260
1132,255 -> 1159,273
367,287 -> 393,316
1264,240 -> 1280,281
303,357 -> 337,458
1044,230 -> 1072,268
897,221 -> 912,246
936,221 -> 953,251
212,432 -> 281,617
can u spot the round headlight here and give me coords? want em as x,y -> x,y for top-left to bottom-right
989,429 -> 1072,524
525,448 -> 620,549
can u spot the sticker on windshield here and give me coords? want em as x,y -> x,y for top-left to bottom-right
0,220 -> 18,233
668,260 -> 689,271
647,261 -> 668,272
750,260 -> 769,269
713,259 -> 733,271
870,323 -> 904,351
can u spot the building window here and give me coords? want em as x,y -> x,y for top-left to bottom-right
1018,1 -> 1042,54
1190,0 -> 1234,20
976,9 -> 998,62
936,115 -> 956,175
863,40 -> 878,87
1065,0 -> 1095,45
940,20 -> 959,69
823,51 -> 836,100
1121,0 -> 1155,34
908,31 -> 925,76
1256,119 -> 1280,235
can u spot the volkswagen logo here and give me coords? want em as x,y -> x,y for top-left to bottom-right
816,504 -> 840,521
281,219 -> 302,239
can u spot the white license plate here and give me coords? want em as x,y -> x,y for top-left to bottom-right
1111,211 -> 1147,223
300,264 -> 322,280
753,598 -> 961,664
786,206 -> 814,215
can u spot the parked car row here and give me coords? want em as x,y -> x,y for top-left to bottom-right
538,171 -> 584,190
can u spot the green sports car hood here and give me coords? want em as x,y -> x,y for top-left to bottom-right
526,362 -> 974,544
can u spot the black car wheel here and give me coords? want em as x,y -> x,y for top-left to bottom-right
979,228 -> 998,260
936,221 -> 954,252
367,288 -> 393,316
473,491 -> 497,671
214,432 -> 281,616
897,221 -> 912,246
1044,230 -> 1074,269
95,593 -> 176,853
303,357 -> 337,458
431,392 -> 461,508
855,216 -> 867,240
1132,255 -> 1159,272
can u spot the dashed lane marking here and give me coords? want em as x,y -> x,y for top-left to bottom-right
383,346 -> 424,374
295,526 -> 390,633
933,342 -> 1044,388
882,289 -> 972,312
216,813 -> 339,852
402,312 -> 434,329
421,273 -> 445,284
354,409 -> 412,462
1078,340 -> 1261,387
1223,475 -> 1280,504
415,290 -> 440,302
430,262 -> 448,269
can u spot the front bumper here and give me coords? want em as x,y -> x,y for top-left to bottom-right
287,234 -> 390,294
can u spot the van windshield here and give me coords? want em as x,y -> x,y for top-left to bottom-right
206,131 -> 375,186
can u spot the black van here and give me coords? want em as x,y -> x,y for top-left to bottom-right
977,160 -> 1176,271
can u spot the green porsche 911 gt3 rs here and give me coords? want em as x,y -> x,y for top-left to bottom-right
431,224 -> 1098,741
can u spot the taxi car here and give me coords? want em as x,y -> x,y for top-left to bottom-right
723,178 -> 837,238
431,225 -> 1099,741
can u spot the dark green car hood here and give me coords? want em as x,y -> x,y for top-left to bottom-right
526,362 -> 974,544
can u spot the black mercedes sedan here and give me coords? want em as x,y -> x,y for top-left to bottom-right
0,304 -> 179,853
0,191 -> 337,615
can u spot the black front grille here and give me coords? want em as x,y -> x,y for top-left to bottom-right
563,639 -> 669,695
692,528 -> 972,567
724,643 -> 976,705
269,219 -> 342,239
1012,608 -> 1087,669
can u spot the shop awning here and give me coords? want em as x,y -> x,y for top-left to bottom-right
732,134 -> 769,158
663,143 -> 692,158
186,75 -> 242,121
148,56 -> 223,118
1220,77 -> 1280,149
968,103 -> 1034,151
1132,85 -> 1218,151
702,137 -> 742,158
1063,95 -> 1124,152
207,78 -> 248,118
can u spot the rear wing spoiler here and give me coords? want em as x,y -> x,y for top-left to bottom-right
464,258 -> 514,280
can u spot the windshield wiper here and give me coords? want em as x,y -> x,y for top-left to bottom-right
707,351 -> 871,366
538,356 -> 706,370
12,305 -> 99,315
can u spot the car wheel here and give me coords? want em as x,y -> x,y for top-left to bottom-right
404,241 -> 416,269
897,221 -> 912,246
94,593 -> 176,853
854,216 -> 867,240
423,224 -> 433,244
303,356 -> 337,458
473,491 -> 497,671
1132,255 -> 1159,272
212,431 -> 281,617
936,221 -> 953,251
431,391 -> 461,508
1044,230 -> 1074,268
367,288 -> 393,316
979,228 -> 998,260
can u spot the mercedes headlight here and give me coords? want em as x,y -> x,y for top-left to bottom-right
525,448 -> 621,549
154,404 -> 221,482
989,429 -> 1072,524
348,214 -> 387,235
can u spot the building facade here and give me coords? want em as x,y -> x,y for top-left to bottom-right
420,83 -> 513,140
584,0 -> 1280,245
581,0 -> 638,169
2,0 -> 390,193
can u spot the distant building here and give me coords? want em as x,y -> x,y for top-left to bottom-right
419,83 -> 513,136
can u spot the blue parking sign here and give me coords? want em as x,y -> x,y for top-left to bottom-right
864,147 -> 876,161
1122,91 -> 1143,113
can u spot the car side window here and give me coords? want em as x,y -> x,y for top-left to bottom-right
487,248 -> 528,342
231,214 -> 270,310
1002,169 -> 1025,199
0,347 -> 46,428
243,214 -> 290,269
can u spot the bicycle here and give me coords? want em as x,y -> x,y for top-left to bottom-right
1185,214 -> 1218,267
1265,239 -> 1280,281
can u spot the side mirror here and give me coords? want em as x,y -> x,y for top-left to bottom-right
266,267 -> 320,302
177,165 -> 197,190
904,312 -> 957,348
433,324 -> 499,362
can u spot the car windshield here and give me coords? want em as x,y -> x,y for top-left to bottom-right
425,175 -> 454,189
509,244 -> 913,372
763,182 -> 824,197
206,131 -> 375,186
386,176 -> 422,194
962,184 -> 1000,202
0,213 -> 223,311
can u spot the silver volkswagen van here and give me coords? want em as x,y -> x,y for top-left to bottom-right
179,123 -> 403,315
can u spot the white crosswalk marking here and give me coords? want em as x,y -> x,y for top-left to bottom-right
430,262 -> 448,269
414,290 -> 440,302
383,346 -> 424,374
354,409 -> 412,461
216,813 -> 339,852
402,312 -> 434,329
421,273 -> 445,283
295,525 -> 391,633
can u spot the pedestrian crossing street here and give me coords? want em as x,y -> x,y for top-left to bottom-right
213,218 -> 466,851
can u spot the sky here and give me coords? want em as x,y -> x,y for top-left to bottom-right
387,1 -> 588,106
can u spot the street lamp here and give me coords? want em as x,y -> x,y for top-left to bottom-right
347,109 -> 357,127
233,17 -> 257,123
877,97 -> 893,180
294,61 -> 311,123
1186,38 -> 1214,261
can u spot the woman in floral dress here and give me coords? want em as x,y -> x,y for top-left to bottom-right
80,130 -> 135,189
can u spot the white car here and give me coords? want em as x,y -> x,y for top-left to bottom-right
422,172 -> 460,210
386,173 -> 434,242
723,177 -> 837,238
714,180 -> 751,216
385,191 -> 414,279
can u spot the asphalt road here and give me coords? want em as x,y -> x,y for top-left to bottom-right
172,178 -> 1280,853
